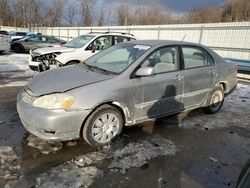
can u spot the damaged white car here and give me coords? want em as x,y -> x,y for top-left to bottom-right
29,32 -> 136,72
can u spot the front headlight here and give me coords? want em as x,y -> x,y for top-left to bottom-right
33,93 -> 74,109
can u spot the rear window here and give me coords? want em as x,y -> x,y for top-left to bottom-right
0,31 -> 9,35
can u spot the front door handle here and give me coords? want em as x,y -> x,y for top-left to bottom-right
209,70 -> 215,74
173,75 -> 183,81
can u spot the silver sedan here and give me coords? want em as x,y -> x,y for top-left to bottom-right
17,40 -> 238,147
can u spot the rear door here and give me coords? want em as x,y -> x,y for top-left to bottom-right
133,46 -> 184,120
181,46 -> 215,108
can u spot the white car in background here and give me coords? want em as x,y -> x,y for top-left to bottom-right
0,30 -> 10,53
29,32 -> 136,71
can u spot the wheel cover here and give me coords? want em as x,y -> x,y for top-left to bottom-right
210,90 -> 223,110
91,113 -> 120,144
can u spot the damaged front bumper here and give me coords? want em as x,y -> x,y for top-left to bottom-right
16,90 -> 89,141
29,50 -> 63,72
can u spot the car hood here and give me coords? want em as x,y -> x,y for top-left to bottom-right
27,65 -> 112,96
32,46 -> 75,55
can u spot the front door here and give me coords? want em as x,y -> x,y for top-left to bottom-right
133,46 -> 184,121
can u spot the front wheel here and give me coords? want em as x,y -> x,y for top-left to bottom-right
83,105 -> 123,147
203,87 -> 224,114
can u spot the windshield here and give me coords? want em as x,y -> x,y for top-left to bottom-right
64,35 -> 94,48
84,43 -> 151,74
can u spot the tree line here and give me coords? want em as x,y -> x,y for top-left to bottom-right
0,0 -> 249,28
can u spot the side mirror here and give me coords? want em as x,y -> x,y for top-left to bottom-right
135,67 -> 154,77
92,45 -> 100,53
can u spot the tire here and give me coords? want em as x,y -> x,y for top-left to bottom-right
12,44 -> 23,53
203,86 -> 224,114
83,105 -> 123,147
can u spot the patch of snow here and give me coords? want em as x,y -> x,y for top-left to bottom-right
108,135 -> 177,173
27,134 -> 63,155
0,146 -> 21,181
36,164 -> 103,188
179,83 -> 250,130
0,80 -> 28,88
74,151 -> 106,167
34,135 -> 176,187
0,53 -> 36,78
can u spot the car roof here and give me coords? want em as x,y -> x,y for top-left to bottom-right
82,32 -> 135,38
127,40 -> 204,47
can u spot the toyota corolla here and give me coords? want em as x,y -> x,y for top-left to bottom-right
17,40 -> 238,147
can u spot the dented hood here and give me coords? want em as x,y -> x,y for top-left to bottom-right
32,46 -> 75,55
27,65 -> 112,96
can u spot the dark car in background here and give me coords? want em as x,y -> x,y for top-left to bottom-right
10,35 -> 66,53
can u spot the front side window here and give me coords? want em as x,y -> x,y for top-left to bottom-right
182,47 -> 214,69
64,35 -> 94,48
26,36 -> 39,42
85,43 -> 150,74
89,36 -> 112,50
141,46 -> 179,74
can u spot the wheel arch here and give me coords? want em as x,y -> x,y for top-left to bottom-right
79,101 -> 130,138
215,81 -> 227,93
65,60 -> 81,66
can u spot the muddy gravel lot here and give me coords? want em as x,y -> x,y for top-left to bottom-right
0,52 -> 250,188
0,81 -> 249,188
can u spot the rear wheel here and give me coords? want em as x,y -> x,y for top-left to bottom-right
203,86 -> 224,114
83,105 -> 123,147
12,44 -> 23,53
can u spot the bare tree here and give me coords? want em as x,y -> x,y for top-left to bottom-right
115,1 -> 170,26
222,0 -> 250,22
0,0 -> 8,25
79,0 -> 96,26
65,4 -> 78,26
116,4 -> 130,26
97,11 -> 105,26
44,0 -> 65,27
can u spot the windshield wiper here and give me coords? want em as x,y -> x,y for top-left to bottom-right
82,62 -> 114,75
91,65 -> 114,75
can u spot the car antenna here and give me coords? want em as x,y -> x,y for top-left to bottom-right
182,34 -> 187,41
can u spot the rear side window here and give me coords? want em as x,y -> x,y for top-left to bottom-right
114,36 -> 129,45
0,31 -> 9,35
16,32 -> 26,36
182,47 -> 214,69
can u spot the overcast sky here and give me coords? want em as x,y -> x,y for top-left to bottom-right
103,0 -> 226,12
159,0 -> 226,11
